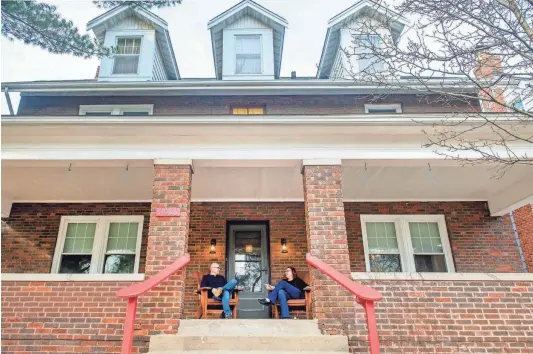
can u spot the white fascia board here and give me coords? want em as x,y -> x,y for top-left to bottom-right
1,114 -> 529,126
208,0 -> 288,30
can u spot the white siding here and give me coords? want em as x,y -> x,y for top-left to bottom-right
226,15 -> 268,29
110,16 -> 153,30
152,43 -> 168,81
331,50 -> 345,79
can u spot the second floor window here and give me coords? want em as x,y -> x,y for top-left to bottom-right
356,35 -> 383,73
235,35 -> 261,74
232,107 -> 265,115
113,37 -> 142,75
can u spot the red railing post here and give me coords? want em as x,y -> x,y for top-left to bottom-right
362,300 -> 380,354
121,297 -> 138,354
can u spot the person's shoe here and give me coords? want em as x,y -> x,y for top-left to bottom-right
225,313 -> 233,319
258,298 -> 272,306
212,287 -> 223,298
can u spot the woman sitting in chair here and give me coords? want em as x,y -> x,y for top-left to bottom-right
258,267 -> 308,319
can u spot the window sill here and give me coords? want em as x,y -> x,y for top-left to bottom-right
351,272 -> 533,281
1,273 -> 145,282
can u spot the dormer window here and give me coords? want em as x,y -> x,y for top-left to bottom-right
235,35 -> 262,74
356,35 -> 383,73
113,37 -> 142,75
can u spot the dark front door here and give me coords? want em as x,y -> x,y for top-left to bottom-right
227,223 -> 270,319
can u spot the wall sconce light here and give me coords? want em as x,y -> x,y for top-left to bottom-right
210,239 -> 216,254
281,238 -> 288,253
245,244 -> 254,253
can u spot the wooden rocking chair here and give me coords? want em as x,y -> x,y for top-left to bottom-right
191,270 -> 240,319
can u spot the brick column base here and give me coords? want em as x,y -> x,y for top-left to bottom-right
302,163 -> 356,335
513,204 -> 533,272
140,163 -> 192,335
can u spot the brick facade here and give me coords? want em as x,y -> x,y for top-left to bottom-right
184,202 -> 308,319
1,281 -> 149,354
514,204 -> 533,272
16,94 -> 478,116
345,202 -> 524,273
1,203 -> 151,273
302,165 -> 356,334
141,164 -> 192,335
350,280 -> 533,353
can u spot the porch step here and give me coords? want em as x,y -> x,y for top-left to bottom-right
149,335 -> 349,352
148,319 -> 349,352
177,319 -> 322,336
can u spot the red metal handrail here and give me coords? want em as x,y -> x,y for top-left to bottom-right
306,253 -> 382,354
116,253 -> 191,354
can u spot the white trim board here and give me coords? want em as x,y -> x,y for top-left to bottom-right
352,272 -> 533,281
1,273 -> 145,282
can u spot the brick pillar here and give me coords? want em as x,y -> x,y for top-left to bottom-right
142,160 -> 193,335
513,204 -> 533,272
302,159 -> 355,335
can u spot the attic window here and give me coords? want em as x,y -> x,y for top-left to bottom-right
235,35 -> 262,74
232,107 -> 265,115
113,37 -> 142,75
79,105 -> 153,116
365,104 -> 402,114
355,35 -> 384,73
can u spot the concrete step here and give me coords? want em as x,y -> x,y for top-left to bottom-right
149,335 -> 349,352
177,319 -> 322,336
149,352 -> 347,354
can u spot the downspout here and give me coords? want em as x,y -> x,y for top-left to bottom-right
509,211 -> 528,272
4,86 -> 14,115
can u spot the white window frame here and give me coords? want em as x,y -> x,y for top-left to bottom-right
364,104 -> 402,113
51,215 -> 144,274
360,214 -> 455,273
79,104 -> 154,116
234,34 -> 263,75
112,36 -> 143,75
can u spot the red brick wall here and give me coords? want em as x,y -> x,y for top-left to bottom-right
349,280 -> 533,353
1,281 -> 149,354
514,204 -> 533,272
1,203 -> 151,273
345,202 -> 524,273
17,94 -> 478,116
303,165 -> 355,334
184,202 -> 308,318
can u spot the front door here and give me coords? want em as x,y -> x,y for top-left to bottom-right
227,223 -> 270,319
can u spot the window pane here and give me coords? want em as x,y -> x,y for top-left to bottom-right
113,56 -> 139,74
247,107 -> 264,115
235,35 -> 261,54
59,255 -> 92,274
83,112 -> 113,116
367,108 -> 398,113
106,222 -> 138,253
104,254 -> 135,274
63,223 -> 96,253
414,255 -> 447,272
356,35 -> 383,72
409,222 -> 443,253
369,254 -> 401,272
366,222 -> 398,253
122,111 -> 150,116
232,108 -> 249,115
236,54 -> 261,74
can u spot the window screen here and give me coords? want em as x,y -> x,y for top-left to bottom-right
235,35 -> 261,74
113,37 -> 141,74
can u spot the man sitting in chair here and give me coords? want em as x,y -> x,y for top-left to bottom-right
200,263 -> 238,319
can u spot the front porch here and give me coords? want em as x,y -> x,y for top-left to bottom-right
2,158 -> 533,353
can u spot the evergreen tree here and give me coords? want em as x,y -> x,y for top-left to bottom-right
1,0 -> 182,58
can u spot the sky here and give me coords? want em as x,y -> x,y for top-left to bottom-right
1,0 -> 376,113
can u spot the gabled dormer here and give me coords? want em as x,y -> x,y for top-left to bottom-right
316,0 -> 408,79
87,5 -> 180,82
208,0 -> 288,80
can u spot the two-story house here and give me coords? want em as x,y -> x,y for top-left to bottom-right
2,1 -> 532,353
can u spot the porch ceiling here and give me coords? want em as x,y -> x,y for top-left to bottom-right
2,159 -> 531,216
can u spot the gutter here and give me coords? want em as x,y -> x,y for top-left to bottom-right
2,114 -> 528,126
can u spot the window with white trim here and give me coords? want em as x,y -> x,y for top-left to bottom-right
361,215 -> 455,273
364,103 -> 402,113
355,35 -> 384,73
79,104 -> 153,116
235,34 -> 262,74
113,37 -> 142,74
51,216 -> 144,274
